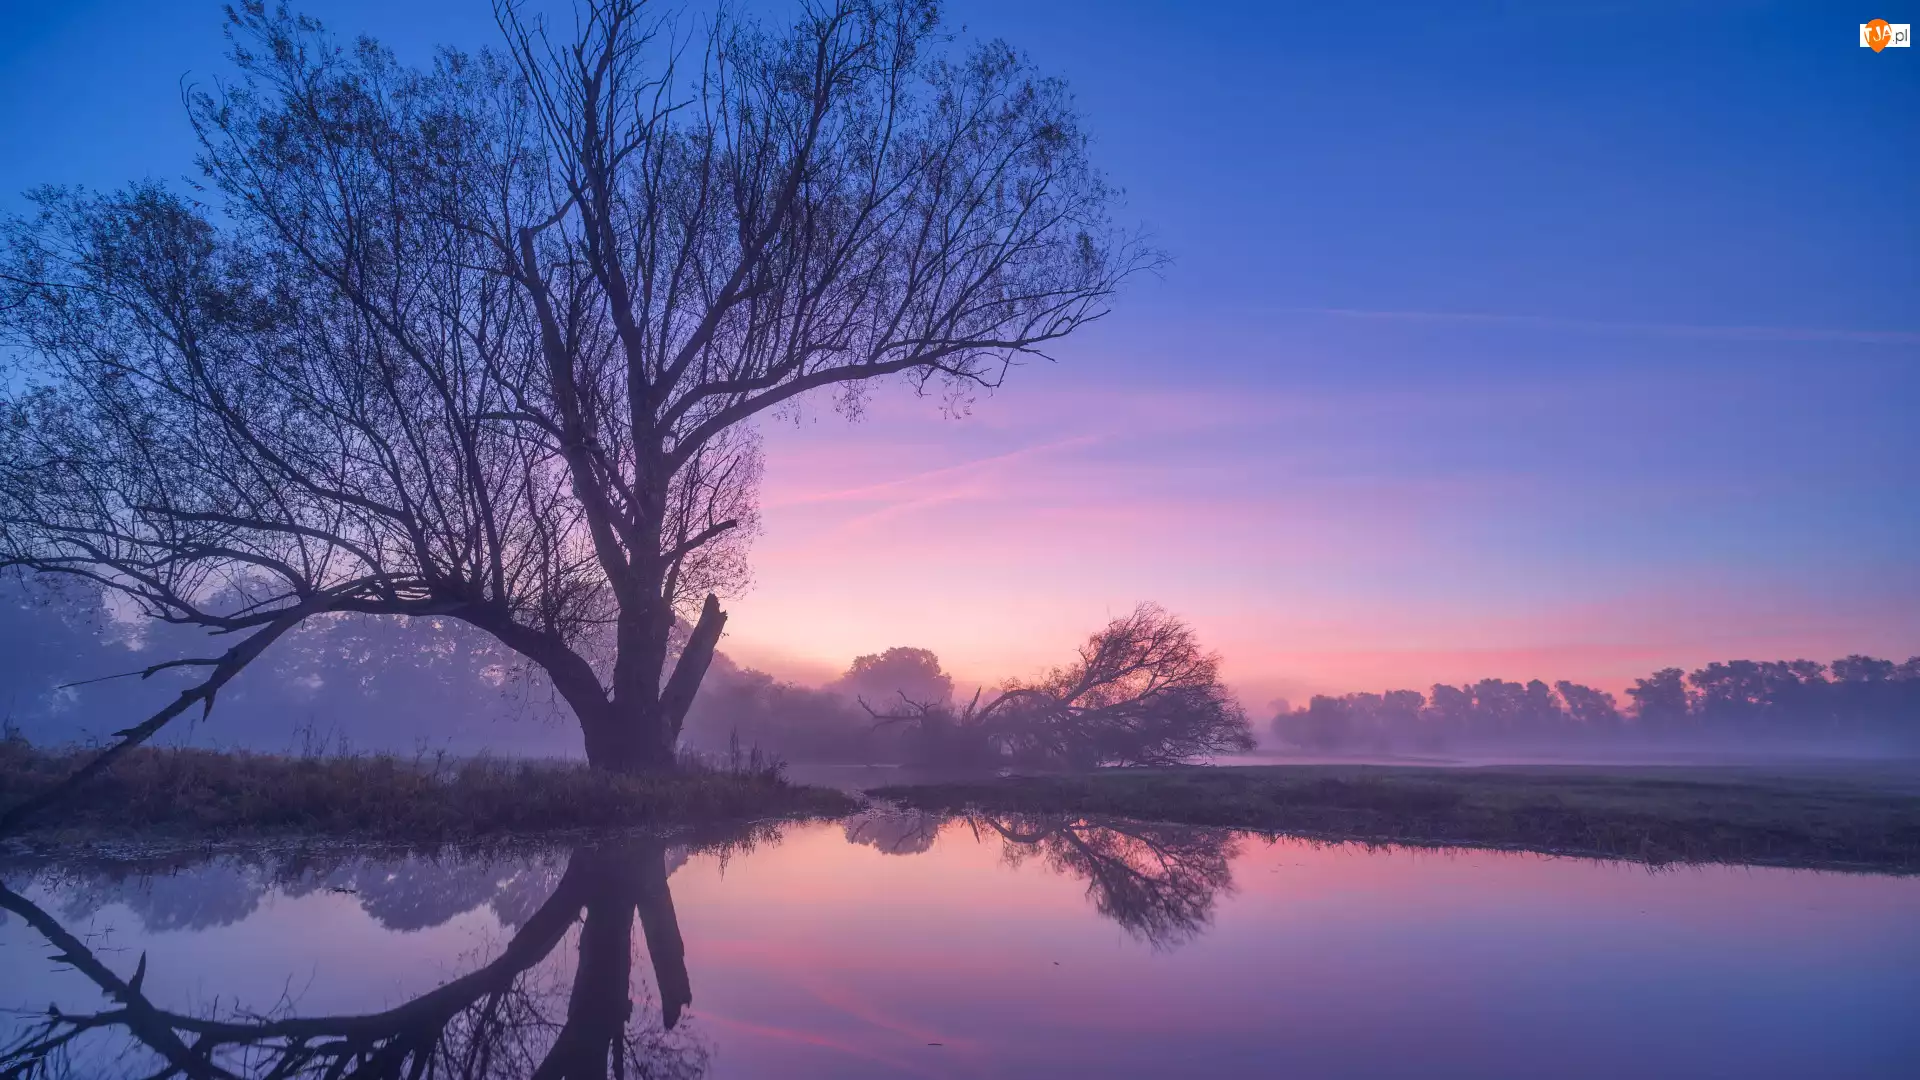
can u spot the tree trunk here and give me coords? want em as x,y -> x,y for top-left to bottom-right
569,593 -> 728,776
534,838 -> 692,1077
581,703 -> 679,775
530,659 -> 661,775
478,586 -> 728,775
633,839 -> 692,1030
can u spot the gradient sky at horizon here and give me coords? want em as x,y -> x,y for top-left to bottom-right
2,0 -> 1914,707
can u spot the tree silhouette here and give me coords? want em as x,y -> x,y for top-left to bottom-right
835,647 -> 955,708
974,813 -> 1239,950
1270,655 -> 1920,754
0,0 -> 1147,806
0,836 -> 713,1078
1626,668 -> 1691,730
870,603 -> 1255,769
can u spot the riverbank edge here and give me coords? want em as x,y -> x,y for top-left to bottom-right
11,743 -> 1918,874
869,763 -> 1920,874
0,741 -> 859,845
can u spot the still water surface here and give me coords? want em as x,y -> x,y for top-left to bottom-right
2,813 -> 1915,1078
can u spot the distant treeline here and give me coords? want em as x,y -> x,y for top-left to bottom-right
687,605 -> 1254,771
13,577 -> 1911,764
12,577 -> 1260,769
1269,657 -> 1920,755
0,575 -> 935,762
681,647 -> 953,763
0,578 -> 574,756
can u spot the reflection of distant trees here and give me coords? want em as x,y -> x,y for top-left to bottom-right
302,855 -> 565,934
1272,655 -> 1920,755
32,849 -> 571,936
973,815 -> 1240,950
52,861 -> 271,932
0,830 -> 772,1078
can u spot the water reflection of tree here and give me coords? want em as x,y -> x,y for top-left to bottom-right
974,815 -> 1240,950
841,809 -> 945,855
50,860 -> 272,931
0,832 -> 756,1078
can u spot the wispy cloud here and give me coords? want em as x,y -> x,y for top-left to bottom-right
1282,306 -> 1920,346
766,435 -> 1099,508
766,434 -> 1103,534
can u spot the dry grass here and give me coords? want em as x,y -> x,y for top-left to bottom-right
0,736 -> 857,841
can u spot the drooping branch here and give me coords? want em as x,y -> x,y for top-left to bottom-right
55,655 -> 224,690
1,0 -> 1147,773
860,605 -> 1252,769
0,838 -> 705,1077
0,588 -> 345,836
0,883 -> 221,1079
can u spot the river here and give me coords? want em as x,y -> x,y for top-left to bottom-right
2,813 -> 1914,1077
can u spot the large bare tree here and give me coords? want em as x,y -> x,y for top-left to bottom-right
0,0 -> 1146,780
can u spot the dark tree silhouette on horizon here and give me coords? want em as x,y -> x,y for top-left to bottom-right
1270,653 -> 1920,754
0,0 -> 1147,796
836,646 -> 954,708
868,603 -> 1256,769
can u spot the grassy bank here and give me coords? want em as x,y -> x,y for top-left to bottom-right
872,763 -> 1920,872
0,740 -> 857,842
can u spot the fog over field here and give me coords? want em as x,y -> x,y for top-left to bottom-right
8,579 -> 1914,769
0,4 -> 1915,1074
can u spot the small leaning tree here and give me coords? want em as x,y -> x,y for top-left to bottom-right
0,0 -> 1147,787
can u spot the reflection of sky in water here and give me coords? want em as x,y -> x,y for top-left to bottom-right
3,818 -> 1917,1078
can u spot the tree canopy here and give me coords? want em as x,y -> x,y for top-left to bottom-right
0,0 -> 1146,788
1271,655 -> 1920,755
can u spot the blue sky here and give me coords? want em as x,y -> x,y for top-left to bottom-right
2,0 -> 1914,703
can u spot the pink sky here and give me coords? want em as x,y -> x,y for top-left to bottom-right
715,368 -> 1919,713
3,0 -> 1912,724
